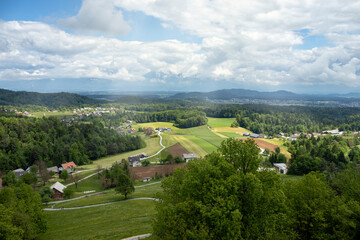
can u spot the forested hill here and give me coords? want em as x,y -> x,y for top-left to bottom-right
0,88 -> 106,108
169,88 -> 360,102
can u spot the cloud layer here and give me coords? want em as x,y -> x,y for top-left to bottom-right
1,0 -> 360,91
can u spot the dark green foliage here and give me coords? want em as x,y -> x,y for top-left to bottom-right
63,187 -> 74,199
0,184 -> 46,239
0,116 -> 144,171
19,173 -> 37,185
287,135 -> 353,175
102,161 -> 135,199
0,88 -> 105,108
2,171 -> 17,187
142,159 -> 150,166
285,173 -> 357,240
153,139 -> 290,239
60,170 -> 69,182
39,186 -> 53,203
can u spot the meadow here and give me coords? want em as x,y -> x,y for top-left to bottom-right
40,200 -> 156,240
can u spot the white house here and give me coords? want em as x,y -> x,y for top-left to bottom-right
273,163 -> 288,174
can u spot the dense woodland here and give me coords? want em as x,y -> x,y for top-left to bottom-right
0,116 -> 144,171
84,109 -> 208,128
287,135 -> 360,175
153,139 -> 360,239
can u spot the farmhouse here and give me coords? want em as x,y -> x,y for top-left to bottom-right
183,153 -> 197,162
156,127 -> 172,132
243,133 -> 250,136
47,166 -> 59,174
50,182 -> 66,199
250,133 -> 260,138
13,168 -> 26,178
61,161 -> 77,169
273,163 -> 288,174
128,153 -> 148,167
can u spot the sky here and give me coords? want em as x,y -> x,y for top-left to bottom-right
0,0 -> 360,93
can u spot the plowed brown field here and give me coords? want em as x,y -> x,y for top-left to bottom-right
239,138 -> 278,152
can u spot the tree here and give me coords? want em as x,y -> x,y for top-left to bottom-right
71,174 -> 81,190
0,184 -> 46,239
63,187 -> 74,199
152,139 -> 290,239
19,173 -> 37,186
39,186 -> 53,203
37,160 -> 50,186
219,138 -> 261,175
60,170 -> 69,182
142,159 -> 150,166
285,173 -> 356,239
115,173 -> 135,199
2,171 -> 17,187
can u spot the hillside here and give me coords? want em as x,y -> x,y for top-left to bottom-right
168,88 -> 360,103
0,88 -> 106,108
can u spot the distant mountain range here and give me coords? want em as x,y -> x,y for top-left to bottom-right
0,88 -> 105,108
168,89 -> 360,102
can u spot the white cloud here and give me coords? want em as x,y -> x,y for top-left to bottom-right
1,0 -> 360,90
58,0 -> 130,36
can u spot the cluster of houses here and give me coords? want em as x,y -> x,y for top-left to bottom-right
156,127 -> 172,132
1,108 -> 30,116
243,128 -> 344,141
0,161 -> 77,198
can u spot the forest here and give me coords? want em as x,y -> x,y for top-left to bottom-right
0,116 -> 144,172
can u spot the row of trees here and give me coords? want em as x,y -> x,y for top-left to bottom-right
153,139 -> 360,239
0,116 -> 145,172
287,135 -> 359,175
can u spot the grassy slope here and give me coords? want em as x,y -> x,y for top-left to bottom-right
31,111 -> 74,118
81,137 -> 162,169
54,182 -> 162,208
207,117 -> 236,128
40,200 -> 156,240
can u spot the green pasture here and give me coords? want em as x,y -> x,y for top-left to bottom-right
40,200 -> 156,240
81,137 -> 162,169
207,117 -> 235,128
31,111 -> 74,118
53,182 -> 162,209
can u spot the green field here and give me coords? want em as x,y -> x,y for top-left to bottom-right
40,200 -> 156,240
207,117 -> 235,128
31,111 -> 74,118
53,182 -> 162,208
188,125 -> 223,148
81,137 -> 162,169
219,132 -> 243,138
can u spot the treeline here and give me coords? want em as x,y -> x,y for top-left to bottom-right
204,104 -> 360,135
153,139 -> 360,239
287,135 -> 360,175
0,116 -> 144,172
85,110 -> 208,128
0,88 -> 105,108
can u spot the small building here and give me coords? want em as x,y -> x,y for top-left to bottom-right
250,133 -> 260,138
47,166 -> 59,174
13,168 -> 26,178
50,182 -> 66,199
127,129 -> 135,134
183,153 -> 197,162
156,127 -> 172,132
61,161 -> 77,169
128,156 -> 141,167
143,177 -> 151,182
273,163 -> 288,174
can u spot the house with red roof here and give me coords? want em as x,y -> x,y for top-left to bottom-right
61,161 -> 77,169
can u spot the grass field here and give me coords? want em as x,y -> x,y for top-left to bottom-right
53,182 -> 162,208
219,132 -> 243,138
171,135 -> 208,157
31,111 -> 74,118
40,200 -> 156,240
81,137 -> 162,169
207,117 -> 235,128
188,126 -> 224,148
